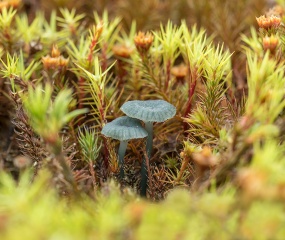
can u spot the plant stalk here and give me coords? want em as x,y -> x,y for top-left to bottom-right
140,121 -> 153,196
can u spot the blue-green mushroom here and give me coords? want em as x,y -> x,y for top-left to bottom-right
120,100 -> 176,196
101,116 -> 148,179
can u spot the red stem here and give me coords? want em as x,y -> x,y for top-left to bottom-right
165,60 -> 171,91
183,69 -> 198,133
117,60 -> 127,88
184,80 -> 197,118
98,90 -> 109,170
78,77 -> 85,110
101,44 -> 108,72
87,39 -> 97,63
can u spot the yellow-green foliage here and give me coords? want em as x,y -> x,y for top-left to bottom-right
1,1 -> 285,239
1,140 -> 285,240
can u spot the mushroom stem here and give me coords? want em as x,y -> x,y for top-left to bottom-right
145,122 -> 154,158
118,140 -> 128,178
140,121 -> 153,196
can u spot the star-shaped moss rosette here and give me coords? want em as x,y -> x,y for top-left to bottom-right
101,116 -> 148,179
120,100 -> 176,196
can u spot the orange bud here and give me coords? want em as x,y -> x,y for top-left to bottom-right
51,45 -> 60,58
171,64 -> 188,83
263,35 -> 279,53
134,31 -> 154,55
112,44 -> 134,58
256,15 -> 281,29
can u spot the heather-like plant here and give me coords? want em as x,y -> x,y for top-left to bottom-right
21,84 -> 87,192
183,32 -> 232,145
78,127 -> 101,188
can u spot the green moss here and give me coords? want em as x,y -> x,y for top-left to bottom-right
1,1 -> 285,239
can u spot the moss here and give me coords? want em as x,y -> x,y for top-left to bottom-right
1,1 -> 285,238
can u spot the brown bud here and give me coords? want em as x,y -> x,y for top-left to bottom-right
0,2 -> 9,9
58,56 -> 69,68
8,0 -> 21,8
256,15 -> 271,29
0,0 -> 21,10
171,64 -> 188,84
42,55 -> 54,69
42,55 -> 69,70
256,15 -> 281,29
263,35 -> 279,53
192,146 -> 217,168
112,44 -> 134,58
270,15 -> 282,27
134,31 -> 153,55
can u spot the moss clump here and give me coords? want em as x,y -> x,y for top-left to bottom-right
1,1 -> 285,239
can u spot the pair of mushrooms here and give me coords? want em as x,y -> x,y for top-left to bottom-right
101,100 -> 176,196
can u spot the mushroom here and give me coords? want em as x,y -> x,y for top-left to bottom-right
101,116 -> 148,179
120,100 -> 176,196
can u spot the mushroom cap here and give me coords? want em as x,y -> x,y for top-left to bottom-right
120,100 -> 176,122
101,116 -> 148,141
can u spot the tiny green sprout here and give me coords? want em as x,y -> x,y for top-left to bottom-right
101,116 -> 148,179
78,127 -> 101,163
21,84 -> 88,192
22,84 -> 88,149
0,52 -> 40,92
165,156 -> 179,169
57,8 -> 85,36
120,100 -> 176,196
